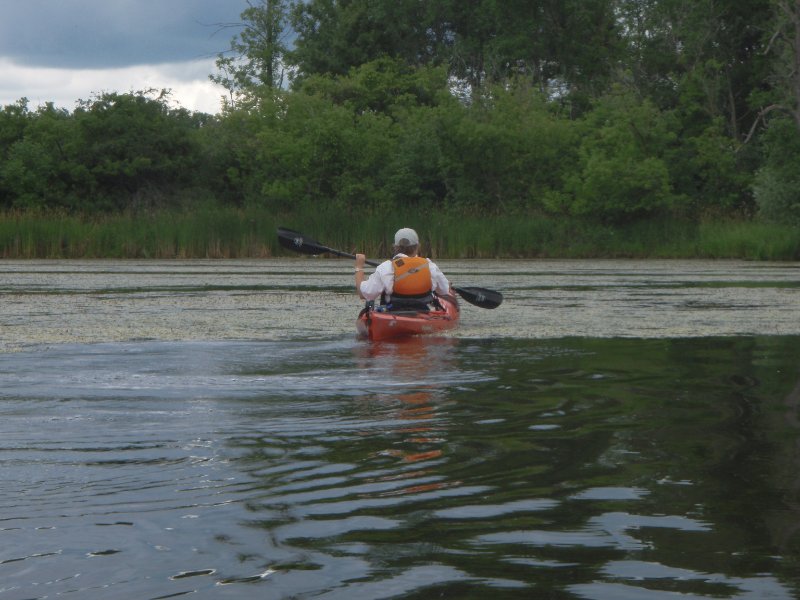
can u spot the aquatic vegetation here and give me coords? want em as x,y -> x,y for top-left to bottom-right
1,207 -> 799,260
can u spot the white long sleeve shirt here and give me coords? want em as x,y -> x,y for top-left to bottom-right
359,254 -> 450,302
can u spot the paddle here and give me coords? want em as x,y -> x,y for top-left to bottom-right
277,227 -> 503,309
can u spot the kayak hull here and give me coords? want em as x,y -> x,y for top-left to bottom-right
356,294 -> 460,341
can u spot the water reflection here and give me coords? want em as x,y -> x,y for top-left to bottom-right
355,337 -> 455,469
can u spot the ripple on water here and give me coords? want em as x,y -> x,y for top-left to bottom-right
1,320 -> 800,597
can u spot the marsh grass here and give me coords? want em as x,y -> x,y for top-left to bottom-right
0,209 -> 278,259
1,207 -> 798,260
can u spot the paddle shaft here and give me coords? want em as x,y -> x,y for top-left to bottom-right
328,247 -> 380,268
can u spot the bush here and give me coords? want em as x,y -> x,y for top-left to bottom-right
560,87 -> 682,222
753,119 -> 800,226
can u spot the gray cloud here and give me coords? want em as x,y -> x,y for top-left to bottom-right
0,0 -> 248,69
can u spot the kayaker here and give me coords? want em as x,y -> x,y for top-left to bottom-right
355,227 -> 451,309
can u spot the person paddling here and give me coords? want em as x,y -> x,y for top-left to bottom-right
355,228 -> 451,310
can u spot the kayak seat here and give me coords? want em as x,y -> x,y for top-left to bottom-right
387,294 -> 434,312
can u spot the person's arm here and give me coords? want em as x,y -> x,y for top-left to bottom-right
356,256 -> 392,301
355,254 -> 367,299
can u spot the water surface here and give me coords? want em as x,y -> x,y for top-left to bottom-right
1,259 -> 799,599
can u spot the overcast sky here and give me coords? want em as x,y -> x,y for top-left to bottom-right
0,0 -> 251,114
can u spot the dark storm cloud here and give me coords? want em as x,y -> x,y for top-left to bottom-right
0,0 -> 248,69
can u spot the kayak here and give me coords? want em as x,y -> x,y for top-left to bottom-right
356,294 -> 460,341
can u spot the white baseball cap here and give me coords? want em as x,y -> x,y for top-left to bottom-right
394,227 -> 419,246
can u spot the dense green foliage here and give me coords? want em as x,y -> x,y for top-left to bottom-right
1,0 -> 799,258
0,93 -> 210,213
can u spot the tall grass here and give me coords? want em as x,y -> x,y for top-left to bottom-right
694,221 -> 800,260
0,208 -> 280,259
1,207 -> 798,260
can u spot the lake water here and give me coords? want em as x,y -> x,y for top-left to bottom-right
1,259 -> 799,599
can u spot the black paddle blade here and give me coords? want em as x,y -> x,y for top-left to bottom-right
453,286 -> 503,309
277,227 -> 330,256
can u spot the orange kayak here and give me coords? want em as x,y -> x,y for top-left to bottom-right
356,294 -> 460,341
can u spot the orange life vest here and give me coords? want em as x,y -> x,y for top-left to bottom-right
392,256 -> 432,297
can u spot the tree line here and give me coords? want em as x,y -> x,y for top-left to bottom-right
1,0 -> 799,226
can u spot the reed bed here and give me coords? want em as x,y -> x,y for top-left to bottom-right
1,207 -> 798,260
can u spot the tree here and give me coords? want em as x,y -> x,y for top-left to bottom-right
747,0 -> 800,134
433,83 -> 580,213
753,118 -> 800,225
617,0 -> 772,140
288,0 -> 438,83
439,0 -> 620,104
0,99 -> 33,208
297,57 -> 449,116
288,0 -> 621,104
749,1 -> 800,225
243,89 -> 398,211
0,99 -> 30,157
0,103 -> 82,210
211,0 -> 291,105
72,91 -> 204,211
557,87 -> 679,221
